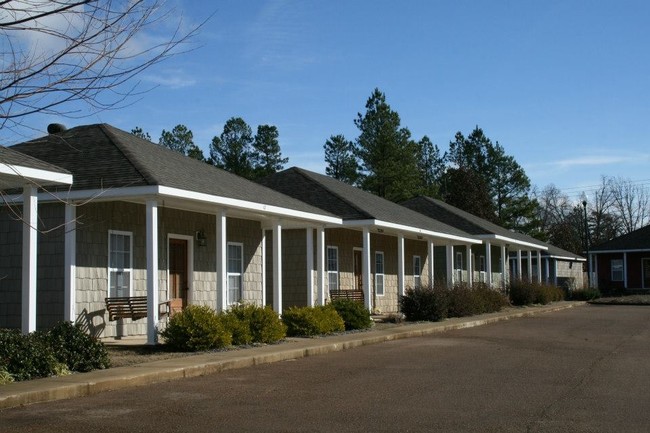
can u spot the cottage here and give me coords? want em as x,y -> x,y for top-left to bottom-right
589,224 -> 650,292
0,124 -> 341,343
259,168 -> 481,314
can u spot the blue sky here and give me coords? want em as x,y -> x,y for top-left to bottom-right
10,0 -> 650,201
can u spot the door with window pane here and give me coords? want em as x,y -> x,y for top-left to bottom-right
169,238 -> 188,308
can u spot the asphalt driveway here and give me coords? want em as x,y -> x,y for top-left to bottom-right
1,304 -> 648,432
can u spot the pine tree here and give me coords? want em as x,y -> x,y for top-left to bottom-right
251,125 -> 288,179
324,134 -> 359,184
209,117 -> 254,178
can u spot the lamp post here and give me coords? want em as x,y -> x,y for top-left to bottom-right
582,200 -> 591,288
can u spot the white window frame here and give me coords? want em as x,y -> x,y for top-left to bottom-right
375,251 -> 385,296
327,246 -> 339,291
227,242 -> 243,305
413,255 -> 421,288
108,230 -> 133,298
611,259 -> 624,282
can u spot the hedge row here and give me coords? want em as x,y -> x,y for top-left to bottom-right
508,279 -> 564,306
399,283 -> 510,322
0,322 -> 110,383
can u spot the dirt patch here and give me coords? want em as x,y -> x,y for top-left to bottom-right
589,294 -> 650,306
106,345 -> 197,368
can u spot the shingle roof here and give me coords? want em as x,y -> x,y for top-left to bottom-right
590,224 -> 650,252
401,196 -> 547,248
8,124 -> 335,217
1,145 -> 71,190
258,167 -> 478,241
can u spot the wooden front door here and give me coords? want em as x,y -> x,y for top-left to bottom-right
169,239 -> 188,308
643,258 -> 650,289
354,249 -> 363,291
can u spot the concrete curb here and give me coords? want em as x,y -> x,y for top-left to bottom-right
0,302 -> 583,410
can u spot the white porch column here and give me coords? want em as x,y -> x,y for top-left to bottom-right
64,203 -> 76,322
516,249 -> 523,280
316,227 -> 325,306
554,259 -> 558,286
623,252 -> 628,289
273,221 -> 282,314
146,199 -> 159,345
427,239 -> 435,286
306,228 -> 314,307
446,244 -> 454,286
466,244 -> 473,287
500,244 -> 507,290
485,241 -> 492,287
537,251 -> 543,283
261,229 -> 266,306
216,210 -> 227,311
527,250 -> 533,282
21,184 -> 38,334
362,227 -> 372,311
397,234 -> 405,296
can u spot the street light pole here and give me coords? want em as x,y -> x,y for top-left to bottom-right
582,200 -> 591,288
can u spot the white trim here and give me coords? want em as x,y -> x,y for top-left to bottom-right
478,234 -> 548,250
108,229 -> 134,298
545,254 -> 587,262
316,227 -> 325,306
167,234 -> 194,305
397,234 -> 405,296
375,251 -> 385,296
485,241 -> 492,287
145,200 -> 159,345
216,210 -> 227,312
272,222 -> 282,314
306,228 -> 314,307
0,163 -> 72,186
342,219 -> 480,244
413,255 -> 422,289
590,248 -> 650,254
327,245 -> 339,292
446,244 -> 454,286
64,203 -> 76,322
362,228 -> 372,311
227,241 -> 244,305
21,184 -> 38,334
427,240 -> 435,286
261,229 -> 266,306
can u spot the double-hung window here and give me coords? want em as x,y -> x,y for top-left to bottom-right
413,255 -> 421,288
327,246 -> 338,291
611,259 -> 624,282
108,231 -> 132,297
375,251 -> 385,296
227,243 -> 243,305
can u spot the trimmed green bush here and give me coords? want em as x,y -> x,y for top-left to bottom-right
399,285 -> 449,322
331,299 -> 372,331
282,305 -> 345,337
222,304 -> 286,345
44,322 -> 110,372
0,329 -> 58,381
569,287 -> 601,301
161,305 -> 232,351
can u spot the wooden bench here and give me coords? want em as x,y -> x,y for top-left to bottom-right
329,290 -> 364,303
105,296 -> 148,321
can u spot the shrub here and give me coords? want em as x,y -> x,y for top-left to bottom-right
0,366 -> 14,385
222,304 -> 286,345
161,305 -> 232,351
473,283 -> 510,313
448,283 -> 482,317
0,329 -> 58,381
508,279 -> 536,306
331,299 -> 372,331
399,285 -> 449,322
44,322 -> 110,372
569,288 -> 601,301
282,305 -> 345,337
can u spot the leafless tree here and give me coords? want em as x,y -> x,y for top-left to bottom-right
0,0 -> 205,134
609,176 -> 650,234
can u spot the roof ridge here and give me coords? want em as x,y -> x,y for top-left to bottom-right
98,124 -> 159,185
291,167 -> 374,220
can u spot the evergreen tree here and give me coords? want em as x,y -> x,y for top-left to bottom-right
157,124 -> 205,161
324,134 -> 359,184
209,117 -> 254,178
354,88 -> 421,202
441,167 -> 496,221
131,126 -> 152,141
251,125 -> 288,179
417,135 -> 444,198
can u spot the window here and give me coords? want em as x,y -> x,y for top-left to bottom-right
375,251 -> 385,296
327,246 -> 338,291
611,259 -> 624,282
108,231 -> 132,298
227,243 -> 243,304
455,251 -> 463,270
413,255 -> 421,288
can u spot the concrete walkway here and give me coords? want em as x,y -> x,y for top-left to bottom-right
0,302 -> 583,410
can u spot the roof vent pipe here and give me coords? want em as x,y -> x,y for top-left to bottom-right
47,123 -> 67,134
